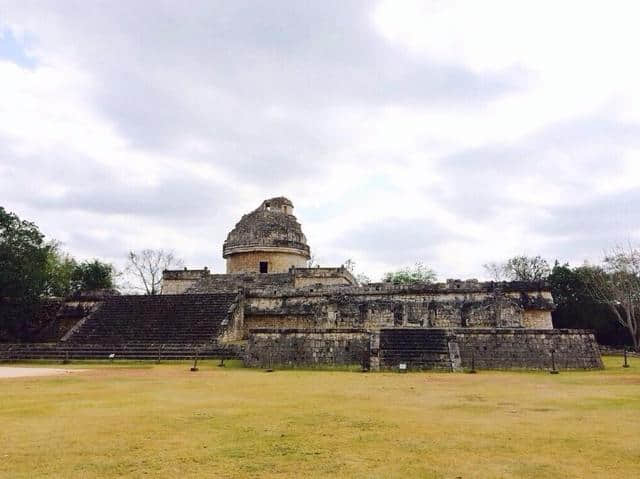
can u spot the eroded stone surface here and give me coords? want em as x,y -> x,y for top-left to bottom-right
223,197 -> 310,273
0,196 -> 603,369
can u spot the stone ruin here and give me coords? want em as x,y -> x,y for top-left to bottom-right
1,196 -> 603,370
163,196 -> 602,370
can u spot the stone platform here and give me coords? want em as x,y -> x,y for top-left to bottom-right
245,328 -> 603,371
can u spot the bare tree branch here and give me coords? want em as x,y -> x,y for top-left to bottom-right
125,249 -> 183,295
483,262 -> 507,281
583,243 -> 640,350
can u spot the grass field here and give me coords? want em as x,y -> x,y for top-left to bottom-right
1,357 -> 638,478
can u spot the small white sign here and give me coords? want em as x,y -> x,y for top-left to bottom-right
399,363 -> 407,370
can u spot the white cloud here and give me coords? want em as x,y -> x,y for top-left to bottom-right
0,1 -> 639,282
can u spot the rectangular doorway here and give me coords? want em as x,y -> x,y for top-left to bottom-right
259,261 -> 268,273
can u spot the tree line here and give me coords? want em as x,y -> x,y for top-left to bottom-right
484,253 -> 639,349
0,207 -> 115,300
1,206 -> 186,299
0,207 -> 183,340
1,207 -> 116,340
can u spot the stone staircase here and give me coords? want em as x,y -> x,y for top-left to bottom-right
1,293 -> 244,361
65,293 -> 238,344
0,342 -> 244,361
378,328 -> 454,370
0,341 -> 243,360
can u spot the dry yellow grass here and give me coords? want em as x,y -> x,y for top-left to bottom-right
1,357 -> 638,478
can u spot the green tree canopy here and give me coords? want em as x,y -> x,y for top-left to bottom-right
71,260 -> 115,293
1,208 -> 116,299
548,262 -> 629,347
45,243 -> 78,297
1,208 -> 116,341
483,256 -> 550,282
383,262 -> 437,285
0,206 -> 52,299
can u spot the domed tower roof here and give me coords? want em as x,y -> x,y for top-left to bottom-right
222,197 -> 311,259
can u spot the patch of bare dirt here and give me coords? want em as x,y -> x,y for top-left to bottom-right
0,367 -> 87,379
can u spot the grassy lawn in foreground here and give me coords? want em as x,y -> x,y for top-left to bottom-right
0,356 -> 638,478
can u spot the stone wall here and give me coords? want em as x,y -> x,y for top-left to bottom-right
522,310 -> 553,329
245,314 -> 314,333
219,295 -> 245,342
187,274 -> 555,337
241,281 -> 554,337
162,269 -> 210,294
162,279 -> 201,295
291,267 -> 357,287
244,327 -> 603,371
187,272 -> 294,293
244,329 -> 370,368
452,328 -> 603,370
186,268 -> 356,294
226,250 -> 308,273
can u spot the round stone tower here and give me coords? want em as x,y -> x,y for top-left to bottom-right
223,197 -> 311,273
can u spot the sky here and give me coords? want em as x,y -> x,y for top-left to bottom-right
1,0 -> 639,282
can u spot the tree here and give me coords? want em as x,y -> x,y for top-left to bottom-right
548,262 -> 628,346
341,258 -> 372,285
583,244 -> 640,350
483,261 -> 507,281
126,249 -> 183,295
44,242 -> 77,297
43,242 -> 114,296
306,254 -> 318,268
71,260 -> 115,293
383,262 -> 437,285
0,207 -> 55,340
343,258 -> 356,273
0,206 -> 52,299
503,255 -> 550,281
0,207 -> 117,340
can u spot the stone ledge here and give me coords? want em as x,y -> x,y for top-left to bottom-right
249,328 -> 369,334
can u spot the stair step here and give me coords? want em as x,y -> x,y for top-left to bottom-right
64,293 -> 239,345
378,329 -> 453,370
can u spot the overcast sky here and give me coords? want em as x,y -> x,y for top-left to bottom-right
1,1 -> 639,281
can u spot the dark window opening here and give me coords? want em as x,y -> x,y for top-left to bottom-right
259,261 -> 268,273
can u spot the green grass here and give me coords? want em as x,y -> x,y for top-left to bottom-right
1,356 -> 638,478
